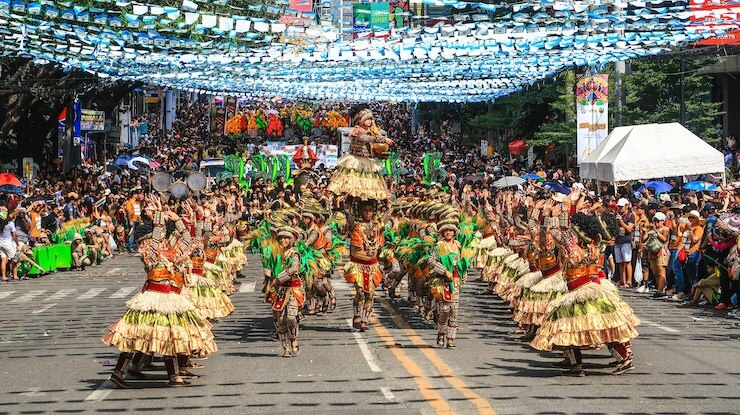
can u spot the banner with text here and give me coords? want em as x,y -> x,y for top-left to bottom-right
576,74 -> 609,164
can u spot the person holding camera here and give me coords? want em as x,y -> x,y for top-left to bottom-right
643,212 -> 670,298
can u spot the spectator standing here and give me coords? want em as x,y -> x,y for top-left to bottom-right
633,203 -> 651,292
123,190 -> 142,253
644,212 -> 670,298
615,198 -> 635,288
0,206 -> 19,281
677,210 -> 705,301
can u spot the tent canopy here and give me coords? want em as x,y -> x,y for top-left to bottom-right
579,123 -> 725,183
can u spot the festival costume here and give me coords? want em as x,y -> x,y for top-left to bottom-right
343,219 -> 385,330
327,110 -> 390,201
428,236 -> 469,348
187,217 -> 234,320
271,245 -> 304,357
531,213 -> 640,376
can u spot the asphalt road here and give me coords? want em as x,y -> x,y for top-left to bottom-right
0,253 -> 738,415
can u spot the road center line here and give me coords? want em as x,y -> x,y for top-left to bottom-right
641,319 -> 681,333
33,303 -> 57,314
84,379 -> 115,402
371,316 -> 456,415
346,318 -> 382,372
380,386 -> 395,401
378,298 -> 498,415
106,267 -> 122,276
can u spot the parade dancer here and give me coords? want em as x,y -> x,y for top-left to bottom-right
327,107 -> 393,331
428,217 -> 470,348
531,211 -> 641,376
103,196 -> 217,388
344,200 -> 385,331
270,228 -> 304,358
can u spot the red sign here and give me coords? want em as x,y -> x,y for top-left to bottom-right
691,0 -> 740,45
290,0 -> 313,13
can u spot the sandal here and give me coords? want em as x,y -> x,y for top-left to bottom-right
184,362 -> 205,369
110,373 -> 131,389
179,370 -> 200,379
168,378 -> 191,387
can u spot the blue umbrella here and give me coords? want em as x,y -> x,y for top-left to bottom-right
638,180 -> 672,194
522,173 -> 541,180
114,155 -> 132,166
683,181 -> 718,191
544,181 -> 571,195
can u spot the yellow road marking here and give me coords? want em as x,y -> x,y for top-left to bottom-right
370,316 -> 456,415
378,297 -> 498,415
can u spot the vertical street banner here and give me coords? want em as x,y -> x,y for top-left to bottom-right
224,96 -> 238,135
480,139 -> 488,156
370,2 -> 390,32
576,74 -> 609,164
353,3 -> 371,35
210,96 -> 225,134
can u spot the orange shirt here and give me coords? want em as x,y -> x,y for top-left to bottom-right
29,211 -> 42,238
124,199 -> 142,223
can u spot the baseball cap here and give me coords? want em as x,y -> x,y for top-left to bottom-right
702,202 -> 716,212
608,200 -> 618,209
653,212 -> 666,221
688,210 -> 701,218
616,198 -> 629,207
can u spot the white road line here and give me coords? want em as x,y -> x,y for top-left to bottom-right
84,379 -> 115,402
33,303 -> 57,314
109,287 -> 136,299
106,267 -> 122,276
0,291 -> 15,300
10,290 -> 46,303
46,288 -> 76,301
239,281 -> 256,293
346,318 -> 381,373
380,387 -> 395,401
76,288 -> 106,300
641,319 -> 681,333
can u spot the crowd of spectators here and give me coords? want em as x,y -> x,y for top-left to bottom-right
1,99 -> 738,318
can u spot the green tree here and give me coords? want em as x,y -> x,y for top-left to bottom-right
619,57 -> 723,142
531,71 -> 577,150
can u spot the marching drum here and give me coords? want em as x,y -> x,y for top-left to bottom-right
151,172 -> 172,193
186,171 -> 207,192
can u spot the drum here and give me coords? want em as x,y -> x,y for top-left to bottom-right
187,171 -> 207,191
170,181 -> 188,199
151,172 -> 172,193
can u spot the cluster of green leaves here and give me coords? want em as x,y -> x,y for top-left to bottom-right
618,57 -> 723,143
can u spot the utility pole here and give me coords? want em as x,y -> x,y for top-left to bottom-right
679,54 -> 686,126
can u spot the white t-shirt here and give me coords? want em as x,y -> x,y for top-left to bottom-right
0,221 -> 17,243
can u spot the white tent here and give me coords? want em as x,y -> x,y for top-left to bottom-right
579,123 -> 725,183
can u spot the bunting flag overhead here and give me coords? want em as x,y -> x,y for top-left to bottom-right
0,0 -> 738,102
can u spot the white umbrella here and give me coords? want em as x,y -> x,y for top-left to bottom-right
492,176 -> 525,188
127,156 -> 150,170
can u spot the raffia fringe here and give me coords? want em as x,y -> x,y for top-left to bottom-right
125,291 -> 196,314
530,310 -> 640,351
335,154 -> 384,173
102,310 -> 218,355
530,272 -> 568,293
515,271 -> 544,289
328,168 -> 389,200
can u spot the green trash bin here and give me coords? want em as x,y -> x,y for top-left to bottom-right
50,244 -> 73,269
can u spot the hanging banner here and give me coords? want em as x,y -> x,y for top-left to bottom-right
480,139 -> 488,156
80,109 -> 106,131
576,74 -> 609,164
210,96 -> 225,134
224,96 -> 238,135
73,99 -> 82,146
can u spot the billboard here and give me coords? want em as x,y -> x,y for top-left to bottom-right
576,74 -> 609,164
691,0 -> 740,45
353,2 -> 389,35
290,0 -> 313,13
263,141 -> 339,168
